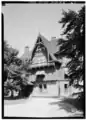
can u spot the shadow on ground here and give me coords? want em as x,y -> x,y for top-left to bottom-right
49,97 -> 84,114
32,96 -> 60,98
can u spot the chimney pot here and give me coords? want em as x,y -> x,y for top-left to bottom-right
24,46 -> 29,54
51,37 -> 56,40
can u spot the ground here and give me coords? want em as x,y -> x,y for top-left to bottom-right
4,95 -> 83,118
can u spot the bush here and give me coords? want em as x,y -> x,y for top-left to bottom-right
20,84 -> 34,98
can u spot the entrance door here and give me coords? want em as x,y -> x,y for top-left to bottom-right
38,83 -> 47,92
36,75 -> 44,92
32,75 -> 48,96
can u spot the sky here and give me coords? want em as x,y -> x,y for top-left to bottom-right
2,3 -> 84,57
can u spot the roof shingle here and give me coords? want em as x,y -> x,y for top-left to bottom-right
21,34 -> 60,62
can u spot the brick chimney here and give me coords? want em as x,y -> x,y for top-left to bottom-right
24,46 -> 29,55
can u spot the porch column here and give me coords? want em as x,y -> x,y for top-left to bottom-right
58,81 -> 60,97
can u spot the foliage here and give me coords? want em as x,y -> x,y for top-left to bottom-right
4,71 -> 31,98
57,6 -> 85,89
4,41 -> 21,82
19,60 -> 30,71
4,41 -> 33,98
4,41 -> 22,66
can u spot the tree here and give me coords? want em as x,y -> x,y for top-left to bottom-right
4,41 -> 33,98
19,59 -> 30,71
4,41 -> 22,66
4,40 -> 22,80
56,6 -> 85,90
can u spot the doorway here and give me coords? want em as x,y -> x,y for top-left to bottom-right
36,74 -> 46,92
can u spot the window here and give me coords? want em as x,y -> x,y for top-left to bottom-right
39,84 -> 42,89
64,84 -> 67,89
39,84 -> 43,92
64,84 -> 68,93
44,84 -> 47,89
36,46 -> 41,52
49,55 -> 52,61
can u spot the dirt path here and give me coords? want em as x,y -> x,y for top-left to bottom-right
4,96 -> 83,117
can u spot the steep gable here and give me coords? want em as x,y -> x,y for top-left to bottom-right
36,34 -> 60,62
21,34 -> 61,64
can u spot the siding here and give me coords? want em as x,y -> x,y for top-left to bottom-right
44,68 -> 65,81
29,67 -> 65,82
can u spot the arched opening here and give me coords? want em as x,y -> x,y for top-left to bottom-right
36,74 -> 44,84
36,72 -> 47,92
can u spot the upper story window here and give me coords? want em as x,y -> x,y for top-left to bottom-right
36,46 -> 41,52
34,46 -> 45,57
37,37 -> 42,43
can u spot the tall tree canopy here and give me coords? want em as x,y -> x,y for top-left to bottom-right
57,6 -> 85,89
4,40 -> 21,81
4,41 -> 21,66
4,41 -> 33,98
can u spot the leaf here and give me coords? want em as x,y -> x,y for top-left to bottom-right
57,6 -> 85,89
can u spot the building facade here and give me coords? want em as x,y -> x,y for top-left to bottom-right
21,34 -> 72,97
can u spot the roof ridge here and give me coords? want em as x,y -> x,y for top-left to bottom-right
21,34 -> 60,63
38,33 -> 49,42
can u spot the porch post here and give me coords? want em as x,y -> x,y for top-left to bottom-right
58,81 -> 60,97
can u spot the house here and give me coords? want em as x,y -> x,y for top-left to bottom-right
21,34 -> 72,97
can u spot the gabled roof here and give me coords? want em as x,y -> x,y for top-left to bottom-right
31,34 -> 60,62
38,34 -> 59,54
21,34 -> 60,63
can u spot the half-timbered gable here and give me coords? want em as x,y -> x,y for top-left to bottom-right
30,36 -> 48,68
29,34 -> 61,69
